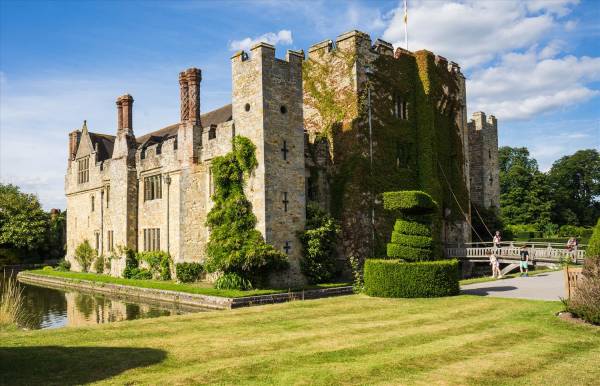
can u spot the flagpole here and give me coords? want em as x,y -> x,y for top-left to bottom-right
404,0 -> 408,50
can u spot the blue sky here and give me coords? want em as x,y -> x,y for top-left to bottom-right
1,0 -> 599,209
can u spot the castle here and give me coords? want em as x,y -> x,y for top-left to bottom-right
65,30 -> 499,283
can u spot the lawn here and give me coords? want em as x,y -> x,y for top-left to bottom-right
26,269 -> 349,298
1,295 -> 599,385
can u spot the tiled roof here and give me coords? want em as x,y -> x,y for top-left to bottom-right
135,104 -> 232,145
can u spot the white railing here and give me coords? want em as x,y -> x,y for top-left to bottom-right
446,241 -> 586,262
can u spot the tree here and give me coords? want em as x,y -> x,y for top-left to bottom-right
0,184 -> 49,251
547,149 -> 600,226
498,147 -> 553,227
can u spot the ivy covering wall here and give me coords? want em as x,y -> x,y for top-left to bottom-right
303,44 -> 469,259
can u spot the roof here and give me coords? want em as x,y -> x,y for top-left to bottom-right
136,104 -> 232,145
88,132 -> 115,162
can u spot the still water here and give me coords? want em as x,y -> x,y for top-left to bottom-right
3,272 -> 210,330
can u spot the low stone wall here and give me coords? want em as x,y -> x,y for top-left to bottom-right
17,272 -> 353,310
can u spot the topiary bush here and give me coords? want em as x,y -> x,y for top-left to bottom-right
176,262 -> 203,283
137,251 -> 172,280
364,259 -> 459,298
363,190 -> 459,298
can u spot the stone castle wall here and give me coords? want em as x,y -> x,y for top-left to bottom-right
468,112 -> 500,211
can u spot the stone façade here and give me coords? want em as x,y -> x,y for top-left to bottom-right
65,30 -> 500,283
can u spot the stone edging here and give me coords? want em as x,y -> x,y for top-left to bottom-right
17,272 -> 354,310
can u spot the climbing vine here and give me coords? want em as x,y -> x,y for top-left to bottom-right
204,136 -> 288,287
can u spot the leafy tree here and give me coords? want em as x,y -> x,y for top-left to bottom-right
74,240 -> 95,272
547,149 -> 600,226
205,136 -> 288,286
498,147 -> 553,227
0,184 -> 49,251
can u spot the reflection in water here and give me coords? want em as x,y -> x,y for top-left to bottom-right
1,272 -> 209,330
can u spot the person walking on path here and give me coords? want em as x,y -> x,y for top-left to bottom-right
519,245 -> 530,277
489,251 -> 502,279
493,231 -> 502,255
566,236 -> 578,263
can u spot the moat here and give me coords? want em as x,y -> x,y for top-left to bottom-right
2,273 -> 211,330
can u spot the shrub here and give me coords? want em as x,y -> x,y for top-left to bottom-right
205,136 -> 288,286
299,203 -> 341,284
176,262 -> 203,283
386,244 -> 433,261
348,255 -> 364,293
137,251 -> 172,280
364,259 -> 459,298
393,219 -> 431,236
56,259 -> 71,272
74,240 -> 95,272
214,272 -> 253,290
382,191 -> 437,214
390,233 -> 433,249
564,219 -> 600,325
124,268 -> 153,280
42,265 -> 54,272
93,255 -> 105,274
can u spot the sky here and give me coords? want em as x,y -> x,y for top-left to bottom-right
0,0 -> 599,210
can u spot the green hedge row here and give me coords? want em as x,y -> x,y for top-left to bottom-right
383,191 -> 437,214
390,232 -> 433,248
363,259 -> 459,298
386,244 -> 433,261
393,219 -> 431,236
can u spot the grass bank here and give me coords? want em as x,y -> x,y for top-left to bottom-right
25,269 -> 349,298
1,295 -> 598,385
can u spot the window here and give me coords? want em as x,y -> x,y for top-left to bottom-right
143,228 -> 160,251
107,230 -> 114,253
91,195 -> 95,212
208,168 -> 215,196
77,156 -> 90,184
280,105 -> 287,114
144,174 -> 162,201
208,125 -> 217,140
245,103 -> 250,112
95,231 -> 100,254
106,186 -> 110,208
393,93 -> 408,120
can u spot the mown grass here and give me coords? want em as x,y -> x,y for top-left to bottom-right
1,295 -> 598,385
459,268 -> 559,286
24,269 -> 350,298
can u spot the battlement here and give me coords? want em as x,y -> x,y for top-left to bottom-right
199,121 -> 235,162
231,42 -> 304,66
307,30 -> 463,78
469,112 -> 498,131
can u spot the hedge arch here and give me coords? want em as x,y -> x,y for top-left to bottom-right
364,190 -> 459,298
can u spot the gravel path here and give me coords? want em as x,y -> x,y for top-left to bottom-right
461,271 -> 565,301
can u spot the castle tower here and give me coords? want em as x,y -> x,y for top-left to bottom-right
231,43 -> 306,285
468,112 -> 500,211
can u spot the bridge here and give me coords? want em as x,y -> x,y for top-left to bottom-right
446,242 -> 586,275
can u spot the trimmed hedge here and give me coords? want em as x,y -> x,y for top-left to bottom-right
390,232 -> 433,249
386,244 -> 433,261
383,191 -> 437,214
364,259 -> 459,298
393,219 -> 431,236
176,262 -> 203,283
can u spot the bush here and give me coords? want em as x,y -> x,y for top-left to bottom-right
564,219 -> 600,325
205,136 -> 288,286
299,203 -> 341,284
93,255 -> 105,274
386,244 -> 433,261
137,251 -> 172,280
176,262 -> 203,283
364,259 -> 459,298
382,191 -> 437,214
393,219 -> 431,236
42,265 -> 54,272
56,259 -> 71,272
214,272 -> 253,290
124,267 -> 153,280
74,240 -> 95,272
390,233 -> 433,249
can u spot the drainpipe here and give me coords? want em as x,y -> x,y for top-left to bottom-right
365,66 -> 375,256
165,174 -> 171,254
100,189 -> 104,256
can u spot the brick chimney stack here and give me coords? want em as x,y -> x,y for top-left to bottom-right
68,130 -> 81,161
119,94 -> 134,133
179,68 -> 201,125
116,97 -> 124,131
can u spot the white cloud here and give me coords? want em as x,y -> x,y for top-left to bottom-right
229,30 -> 293,52
468,48 -> 600,120
382,0 -> 577,69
